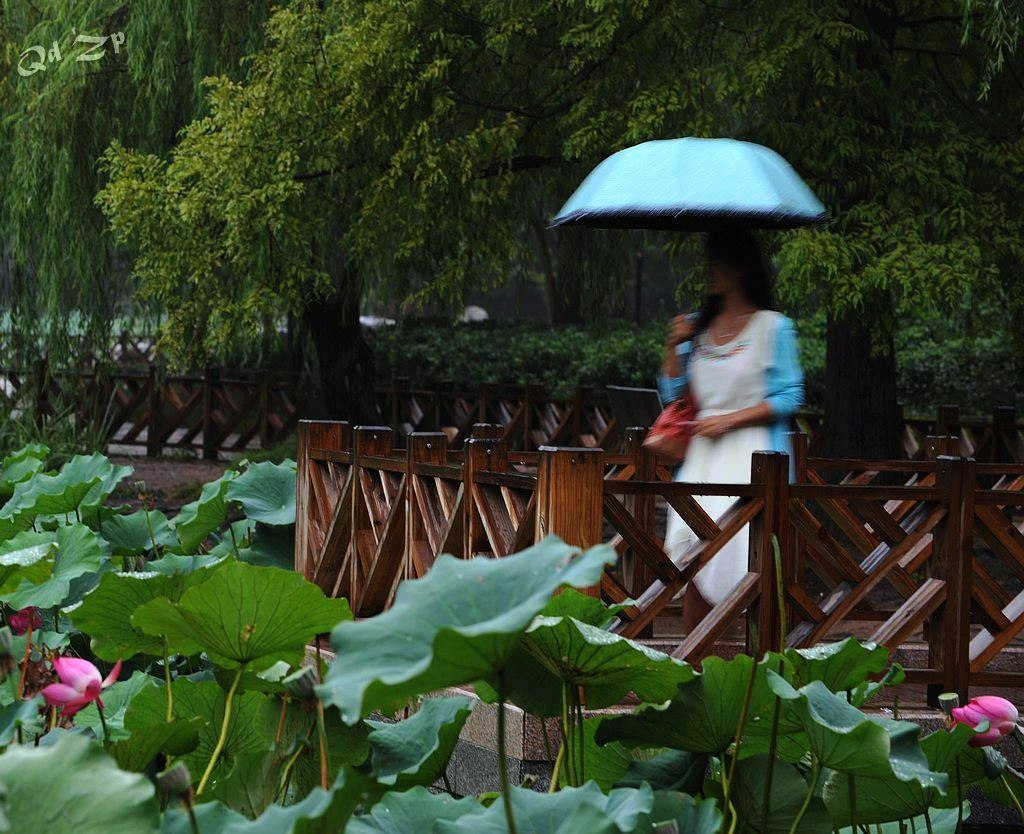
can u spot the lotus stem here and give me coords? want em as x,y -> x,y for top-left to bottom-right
182,796 -> 200,834
275,698 -> 288,746
723,656 -> 759,826
759,658 -> 784,834
771,535 -> 787,647
197,664 -> 244,795
496,670 -> 518,834
96,702 -> 110,746
849,774 -> 858,834
1001,773 -> 1024,823
164,639 -> 174,722
923,809 -> 934,834
277,720 -> 315,803
16,625 -> 32,699
548,741 -> 564,793
787,756 -> 818,834
316,699 -> 329,789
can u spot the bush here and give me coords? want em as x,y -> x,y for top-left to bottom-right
371,317 -> 1023,416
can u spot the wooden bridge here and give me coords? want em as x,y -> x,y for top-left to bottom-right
295,419 -> 1024,701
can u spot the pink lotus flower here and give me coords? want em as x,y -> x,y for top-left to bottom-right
41,657 -> 122,718
951,695 -> 1019,747
9,607 -> 41,636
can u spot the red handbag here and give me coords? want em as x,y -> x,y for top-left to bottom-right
643,398 -> 698,463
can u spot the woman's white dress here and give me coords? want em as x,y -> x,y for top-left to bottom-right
664,310 -> 776,606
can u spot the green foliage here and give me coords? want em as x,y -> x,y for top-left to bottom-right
0,445 -> 1018,832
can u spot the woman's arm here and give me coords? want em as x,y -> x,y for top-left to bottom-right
695,317 -> 804,438
657,315 -> 696,404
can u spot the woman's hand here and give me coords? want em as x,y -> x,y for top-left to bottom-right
693,414 -> 735,439
668,314 -> 696,347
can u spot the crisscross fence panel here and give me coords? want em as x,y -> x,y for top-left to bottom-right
295,419 -> 1024,697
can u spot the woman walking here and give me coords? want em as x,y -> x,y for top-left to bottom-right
658,228 -> 803,629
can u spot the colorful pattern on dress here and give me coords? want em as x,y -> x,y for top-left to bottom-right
694,340 -> 750,362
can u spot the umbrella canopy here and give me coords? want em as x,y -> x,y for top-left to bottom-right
552,137 -> 827,231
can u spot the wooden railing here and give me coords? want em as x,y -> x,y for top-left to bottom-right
295,419 -> 1024,699
377,378 -> 1024,461
0,365 -> 303,459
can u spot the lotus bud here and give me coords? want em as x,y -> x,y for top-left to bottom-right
157,762 -> 192,796
283,666 -> 318,701
951,695 -> 1020,748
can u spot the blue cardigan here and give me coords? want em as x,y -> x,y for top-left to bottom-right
657,313 -> 804,454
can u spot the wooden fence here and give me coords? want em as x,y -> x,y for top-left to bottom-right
376,378 -> 1024,462
0,365 -> 303,459
295,419 -> 1024,699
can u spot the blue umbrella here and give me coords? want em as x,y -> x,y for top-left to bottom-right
552,137 -> 827,231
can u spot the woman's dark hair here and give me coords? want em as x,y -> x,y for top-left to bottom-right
694,228 -> 774,333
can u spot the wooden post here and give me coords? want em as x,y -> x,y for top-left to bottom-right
146,364 -> 162,458
993,406 -> 1016,463
478,382 -> 493,424
201,366 -> 220,461
349,427 -> 394,611
926,456 -> 969,704
746,451 -> 789,656
535,446 -> 605,596
294,420 -> 350,578
464,437 -> 509,557
407,432 -> 448,577
258,370 -> 271,449
925,435 -> 959,461
623,428 -> 657,632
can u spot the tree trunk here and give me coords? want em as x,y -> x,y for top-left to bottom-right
820,293 -> 900,460
303,276 -> 379,424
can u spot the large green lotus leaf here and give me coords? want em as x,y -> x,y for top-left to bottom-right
436,783 -> 655,834
210,752 -> 280,818
366,695 -> 472,788
226,460 -> 297,526
162,769 -> 377,834
537,587 -> 631,627
519,615 -> 694,711
821,723 -> 970,826
0,694 -> 44,744
782,638 -> 891,692
67,557 -> 224,660
133,561 -> 351,669
596,654 -> 776,754
172,470 -> 238,554
559,717 -> 632,791
0,732 -> 158,831
318,538 -> 615,721
1,523 -> 107,609
237,524 -> 295,570
615,749 -> 708,794
0,445 -> 47,500
767,673 -> 945,790
728,754 -> 831,834
163,678 -> 277,794
0,455 -> 132,538
100,509 -> 178,556
346,787 -> 483,833
0,536 -> 54,593
76,670 -> 156,743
